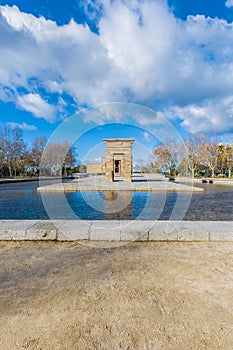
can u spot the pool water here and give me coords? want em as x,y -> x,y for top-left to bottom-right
0,181 -> 232,220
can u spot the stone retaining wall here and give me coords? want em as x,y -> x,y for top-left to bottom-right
0,220 -> 232,241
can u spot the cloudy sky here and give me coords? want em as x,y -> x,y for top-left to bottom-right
0,0 -> 233,152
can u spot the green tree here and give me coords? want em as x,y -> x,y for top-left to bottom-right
30,136 -> 47,175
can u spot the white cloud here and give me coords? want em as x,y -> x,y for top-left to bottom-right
143,131 -> 152,142
6,121 -> 37,131
0,4 -> 112,106
17,93 -> 56,122
225,0 -> 233,8
169,96 -> 233,133
0,2 -> 233,133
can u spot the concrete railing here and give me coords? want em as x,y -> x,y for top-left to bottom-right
0,220 -> 232,241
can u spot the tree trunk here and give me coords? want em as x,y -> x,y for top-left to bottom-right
211,167 -> 215,178
9,165 -> 12,177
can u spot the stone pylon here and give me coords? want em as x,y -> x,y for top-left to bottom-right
103,138 -> 135,182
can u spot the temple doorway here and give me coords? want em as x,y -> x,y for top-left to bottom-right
114,160 -> 121,175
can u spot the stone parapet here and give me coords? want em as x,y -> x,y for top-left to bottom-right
0,220 -> 232,241
37,175 -> 204,192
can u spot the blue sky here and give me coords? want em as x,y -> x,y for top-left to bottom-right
0,0 -> 233,161
75,123 -> 157,165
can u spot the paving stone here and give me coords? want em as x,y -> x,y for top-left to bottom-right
26,221 -> 57,240
57,220 -> 90,241
90,221 -> 121,241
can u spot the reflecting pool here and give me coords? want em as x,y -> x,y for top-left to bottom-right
0,181 -> 232,220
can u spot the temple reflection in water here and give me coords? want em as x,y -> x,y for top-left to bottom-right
104,191 -> 133,220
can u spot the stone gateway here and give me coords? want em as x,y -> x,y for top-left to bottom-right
103,138 -> 135,182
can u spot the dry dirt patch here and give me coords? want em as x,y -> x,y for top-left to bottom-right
0,241 -> 233,349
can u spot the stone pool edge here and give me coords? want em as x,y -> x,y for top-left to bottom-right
0,220 -> 232,242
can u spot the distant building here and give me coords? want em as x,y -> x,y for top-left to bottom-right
86,157 -> 106,175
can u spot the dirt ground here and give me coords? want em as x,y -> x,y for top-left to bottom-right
0,241 -> 233,350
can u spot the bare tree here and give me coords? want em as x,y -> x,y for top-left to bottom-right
0,130 -> 5,176
0,127 -> 26,177
41,141 -> 76,176
153,140 -> 177,175
30,136 -> 47,175
11,128 -> 26,176
198,137 -> 219,177
179,133 -> 205,178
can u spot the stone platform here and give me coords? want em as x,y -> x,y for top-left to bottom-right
37,175 -> 204,192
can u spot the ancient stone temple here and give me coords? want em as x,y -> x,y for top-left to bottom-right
103,138 -> 135,182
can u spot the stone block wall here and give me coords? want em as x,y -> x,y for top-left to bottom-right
104,138 -> 134,182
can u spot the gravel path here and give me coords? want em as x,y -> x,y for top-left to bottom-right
0,241 -> 233,349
